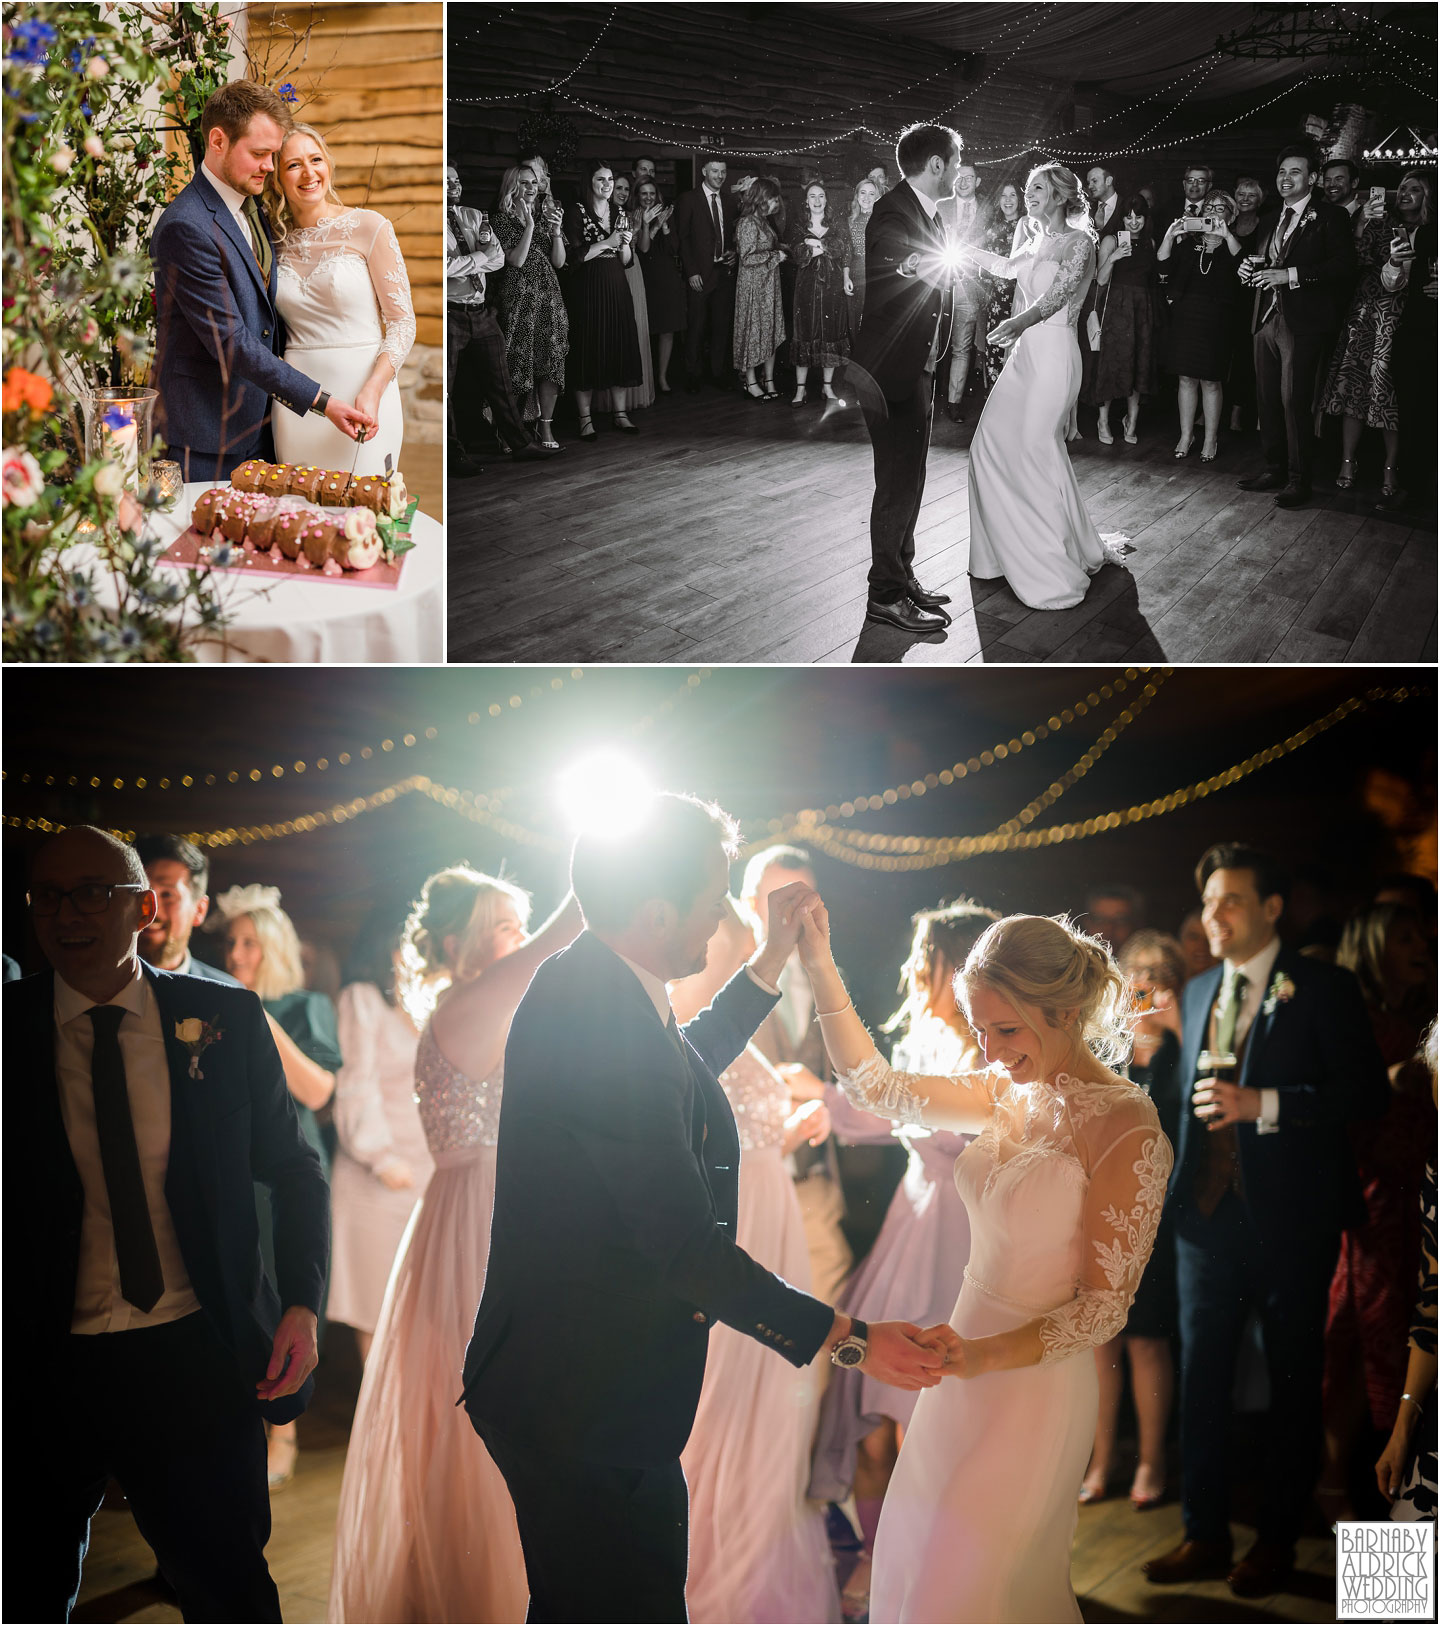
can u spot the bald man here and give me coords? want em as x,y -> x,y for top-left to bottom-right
5,826 -> 329,1622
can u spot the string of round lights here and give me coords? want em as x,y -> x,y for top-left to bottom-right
450,6 -> 617,103
742,685 -> 1427,870
1048,56 -> 1221,162
1,669 -> 714,796
762,669 -> 1163,830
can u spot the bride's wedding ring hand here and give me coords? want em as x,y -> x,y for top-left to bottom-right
986,316 -> 1024,349
861,1320 -> 949,1390
326,398 -> 374,440
795,896 -> 832,969
916,1324 -> 973,1376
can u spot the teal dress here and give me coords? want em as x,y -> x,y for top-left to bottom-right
256,989 -> 341,1333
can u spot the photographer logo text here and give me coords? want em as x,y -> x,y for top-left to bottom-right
1336,1522 -> 1434,1621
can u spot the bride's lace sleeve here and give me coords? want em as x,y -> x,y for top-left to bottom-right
1038,1093 -> 1172,1363
964,245 -> 1017,280
834,1041 -> 1001,1135
1025,233 -> 1095,324
363,212 -> 417,376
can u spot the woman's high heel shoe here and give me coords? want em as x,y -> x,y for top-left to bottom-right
761,377 -> 779,400
612,412 -> 639,434
536,418 -> 561,451
1200,440 -> 1219,463
577,414 -> 597,443
1336,457 -> 1356,489
1122,411 -> 1139,443
743,380 -> 765,400
821,383 -> 841,401
1380,462 -> 1399,497
791,387 -> 807,407
1096,419 -> 1114,445
1174,437 -> 1193,459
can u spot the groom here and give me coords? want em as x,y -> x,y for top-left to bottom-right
151,81 -> 371,481
462,793 -> 950,1622
848,123 -> 964,635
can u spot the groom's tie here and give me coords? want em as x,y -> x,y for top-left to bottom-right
242,196 -> 273,282
88,1005 -> 165,1313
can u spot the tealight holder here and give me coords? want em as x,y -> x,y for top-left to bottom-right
150,459 -> 184,510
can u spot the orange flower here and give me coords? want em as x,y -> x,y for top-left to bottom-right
1,368 -> 54,415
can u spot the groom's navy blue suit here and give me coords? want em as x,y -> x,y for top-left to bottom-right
1169,944 -> 1386,1551
463,931 -> 834,1621
5,964 -> 329,1621
849,180 -> 954,601
151,167 -> 321,480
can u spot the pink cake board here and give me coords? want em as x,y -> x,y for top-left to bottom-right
157,528 -> 406,590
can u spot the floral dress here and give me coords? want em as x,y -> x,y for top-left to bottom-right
1322,213 -> 1412,430
732,214 -> 786,369
981,216 -> 1024,385
492,204 -> 569,400
848,210 -> 871,335
788,216 -> 852,367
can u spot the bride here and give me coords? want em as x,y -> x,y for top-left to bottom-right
961,164 -> 1120,611
796,904 -> 1172,1623
264,124 -> 415,473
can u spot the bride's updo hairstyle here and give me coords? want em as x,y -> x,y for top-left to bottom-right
1024,162 -> 1097,244
265,122 -> 344,243
397,865 -> 530,1021
960,914 -> 1132,1068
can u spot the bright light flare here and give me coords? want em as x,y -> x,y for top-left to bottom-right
556,749 -> 654,838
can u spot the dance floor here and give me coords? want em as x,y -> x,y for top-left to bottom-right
73,1331 -> 1344,1625
448,386 -> 1436,665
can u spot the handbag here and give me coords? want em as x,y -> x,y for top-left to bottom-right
1086,283 -> 1111,352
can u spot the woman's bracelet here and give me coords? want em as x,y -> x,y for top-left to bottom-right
1400,1391 -> 1425,1416
816,998 -> 853,1018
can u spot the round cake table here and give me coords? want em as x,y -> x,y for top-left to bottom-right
152,481 -> 443,663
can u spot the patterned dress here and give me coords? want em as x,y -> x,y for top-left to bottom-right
981,216 -> 1024,385
788,215 -> 852,367
732,214 -> 786,370
847,211 -> 870,337
1086,231 -> 1162,404
1322,214 -> 1412,430
492,203 -> 568,399
1391,1160 -> 1436,1523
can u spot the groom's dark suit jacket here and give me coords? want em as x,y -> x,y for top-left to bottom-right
1169,945 -> 1386,1245
6,964 -> 330,1425
151,167 -> 320,464
850,180 -> 954,402
463,931 -> 835,1467
1247,196 -> 1357,336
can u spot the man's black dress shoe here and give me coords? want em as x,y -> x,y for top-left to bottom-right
945,398 -> 965,423
449,451 -> 484,479
1238,468 -> 1285,491
865,596 -> 950,633
906,576 -> 952,609
1274,483 -> 1311,509
512,441 -> 556,460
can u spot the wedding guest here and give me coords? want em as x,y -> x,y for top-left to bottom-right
1383,174 -> 1437,513
1145,843 -> 1387,1599
564,159 -> 643,441
1324,173 -> 1432,503
937,163 -> 990,422
1164,162 -> 1214,241
8,827 -> 327,1624
1083,883 -> 1145,954
1086,194 -> 1161,446
1322,157 -> 1364,231
133,834 -> 239,984
1082,930 -> 1185,1509
1373,1023 -> 1436,1520
981,182 -> 1024,387
492,163 -> 568,451
847,178 -> 880,337
595,172 -> 655,413
733,176 -> 788,400
809,901 -> 998,1621
216,884 -> 340,1492
867,164 -> 890,196
327,918 -> 432,1365
1227,175 -> 1266,432
328,868 -> 582,1623
788,181 -> 853,406
669,969 -> 841,1623
1318,903 -> 1436,1520
673,158 -> 739,391
635,179 -> 687,392
445,165 -> 551,477
632,154 -> 657,188
1159,189 -> 1244,462
1238,144 -> 1357,509
1079,165 -> 1125,411
1179,907 -> 1217,982
1086,165 -> 1123,237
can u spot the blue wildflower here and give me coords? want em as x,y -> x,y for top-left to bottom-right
118,623 -> 141,649
31,616 -> 59,646
278,82 -> 298,104
7,19 -> 57,67
102,405 -> 131,430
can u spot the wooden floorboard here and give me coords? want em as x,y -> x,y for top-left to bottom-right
447,388 -> 1435,664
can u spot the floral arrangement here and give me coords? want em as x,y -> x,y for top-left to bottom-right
516,108 -> 580,174
174,1015 -> 223,1079
1262,970 -> 1297,1016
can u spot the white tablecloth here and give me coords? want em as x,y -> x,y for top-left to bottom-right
160,482 -> 443,663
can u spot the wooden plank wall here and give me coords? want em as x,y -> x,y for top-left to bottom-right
447,1 -> 1077,212
249,2 -> 443,349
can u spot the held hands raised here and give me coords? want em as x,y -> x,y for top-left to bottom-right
859,1320 -> 951,1390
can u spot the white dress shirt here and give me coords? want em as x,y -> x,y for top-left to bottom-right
1217,934 -> 1283,1131
775,951 -> 815,1046
1273,189 -> 1314,290
54,962 -> 201,1333
202,159 -> 262,259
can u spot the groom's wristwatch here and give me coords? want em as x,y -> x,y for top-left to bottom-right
311,389 -> 331,418
830,1318 -> 869,1368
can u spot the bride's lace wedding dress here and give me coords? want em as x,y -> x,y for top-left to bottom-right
836,1051 -> 1171,1623
966,228 -> 1123,611
273,207 -> 415,475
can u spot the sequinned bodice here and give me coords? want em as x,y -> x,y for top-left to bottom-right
720,1045 -> 791,1153
414,1022 -> 503,1156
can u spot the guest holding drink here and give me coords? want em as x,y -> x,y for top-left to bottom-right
1085,195 -> 1161,446
493,164 -> 568,452
635,179 -> 687,393
788,181 -> 853,406
564,159 -> 643,441
597,173 -> 654,412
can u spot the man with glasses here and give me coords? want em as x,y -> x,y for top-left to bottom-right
4,825 -> 329,1622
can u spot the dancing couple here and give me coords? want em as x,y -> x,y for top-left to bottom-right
850,123 -> 1125,627
433,793 -> 1167,1623
151,80 -> 416,481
